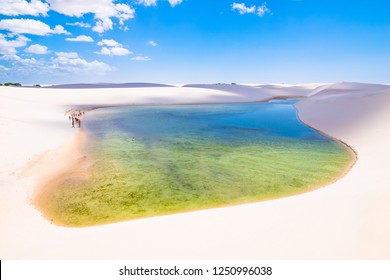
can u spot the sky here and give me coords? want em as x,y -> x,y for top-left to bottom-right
0,0 -> 389,85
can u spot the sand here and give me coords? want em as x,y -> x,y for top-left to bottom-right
0,82 -> 389,259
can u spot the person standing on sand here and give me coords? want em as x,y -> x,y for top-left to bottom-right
75,117 -> 81,128
67,110 -> 84,128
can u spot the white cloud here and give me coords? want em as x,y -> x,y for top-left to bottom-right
47,0 -> 111,17
137,0 -> 182,7
0,64 -> 10,71
256,3 -> 270,16
53,25 -> 70,34
0,0 -> 49,16
131,56 -> 151,61
96,39 -> 131,56
0,54 -> 42,71
231,3 -> 255,14
147,40 -> 158,47
66,35 -> 94,42
52,51 -> 113,73
0,34 -> 29,55
0,19 -> 69,35
168,0 -> 183,7
47,0 -> 135,33
232,2 -> 270,16
55,52 -> 79,59
25,44 -> 49,54
92,18 -> 113,33
115,3 -> 136,25
1,54 -> 39,67
138,0 -> 157,6
98,39 -> 120,47
66,22 -> 91,28
0,52 -> 112,77
95,46 -> 132,56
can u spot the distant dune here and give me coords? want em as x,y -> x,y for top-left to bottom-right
296,82 -> 390,133
49,82 -> 175,89
183,83 -> 323,98
310,82 -> 390,97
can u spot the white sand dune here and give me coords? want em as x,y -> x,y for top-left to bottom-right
49,82 -> 175,89
0,82 -> 389,259
256,83 -> 327,97
183,83 -> 321,99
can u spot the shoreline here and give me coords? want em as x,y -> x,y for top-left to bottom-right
33,129 -> 89,226
293,103 -> 359,185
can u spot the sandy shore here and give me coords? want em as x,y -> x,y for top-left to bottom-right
1,82 -> 389,259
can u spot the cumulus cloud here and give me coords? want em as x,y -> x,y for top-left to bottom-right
66,21 -> 91,28
92,18 -> 113,33
25,43 -> 49,54
231,3 -> 255,14
0,54 -> 40,69
54,52 -> 79,59
66,35 -> 94,42
0,33 -> 30,55
232,2 -> 270,16
137,0 -> 157,6
168,0 -> 183,7
0,19 -> 69,35
0,64 -> 10,71
256,3 -> 270,16
95,39 -> 131,55
115,3 -> 136,25
98,39 -> 120,47
47,0 -> 112,17
131,56 -> 151,61
0,54 -> 43,73
0,0 -> 49,16
47,0 -> 135,33
137,0 -> 182,7
95,46 -> 132,56
0,52 -> 112,78
147,40 -> 158,47
52,51 -> 113,73
53,25 -> 69,34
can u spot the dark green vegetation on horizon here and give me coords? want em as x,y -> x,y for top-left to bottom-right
1,82 -> 22,86
38,102 -> 354,227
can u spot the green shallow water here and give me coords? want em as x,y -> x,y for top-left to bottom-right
39,101 -> 354,227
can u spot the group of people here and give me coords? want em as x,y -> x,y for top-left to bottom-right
67,110 -> 85,128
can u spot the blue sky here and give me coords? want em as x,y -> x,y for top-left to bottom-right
0,0 -> 389,84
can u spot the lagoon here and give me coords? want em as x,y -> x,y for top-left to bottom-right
38,100 -> 354,227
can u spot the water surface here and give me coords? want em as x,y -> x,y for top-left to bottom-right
39,100 -> 354,226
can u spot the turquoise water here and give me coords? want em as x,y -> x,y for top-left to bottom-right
85,100 -> 330,144
38,100 -> 354,227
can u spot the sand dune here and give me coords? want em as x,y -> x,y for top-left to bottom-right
297,82 -> 390,134
0,82 -> 389,259
183,83 -> 320,99
49,82 -> 175,89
